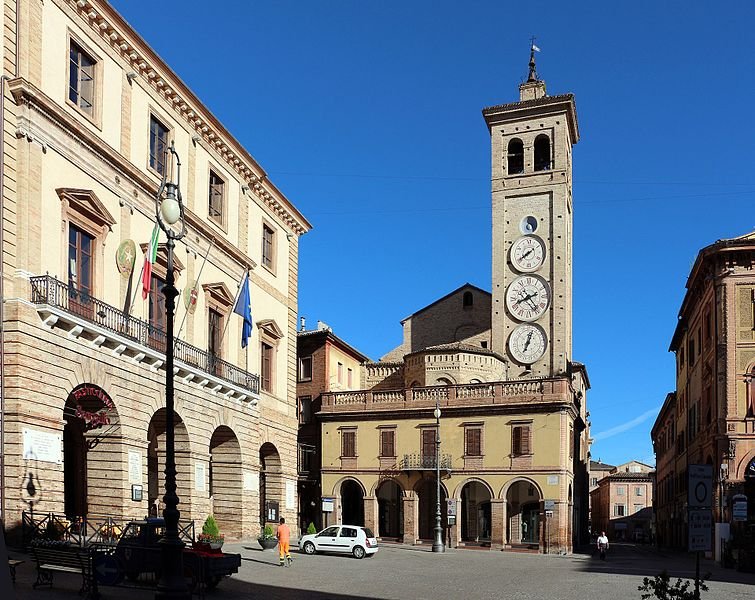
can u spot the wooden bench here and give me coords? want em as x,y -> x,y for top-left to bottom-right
8,559 -> 23,583
30,544 -> 98,598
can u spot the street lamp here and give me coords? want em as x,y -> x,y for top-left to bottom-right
154,141 -> 189,600
432,401 -> 445,553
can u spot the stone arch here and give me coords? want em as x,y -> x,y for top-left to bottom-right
340,479 -> 365,526
209,426 -> 242,538
735,449 -> 755,480
534,133 -> 551,171
63,383 -> 122,519
503,477 -> 543,547
375,479 -> 404,539
453,477 -> 495,500
147,408 -> 192,518
507,138 -> 524,174
434,374 -> 456,386
331,475 -> 367,497
499,476 -> 544,500
260,442 -> 283,526
459,479 -> 494,543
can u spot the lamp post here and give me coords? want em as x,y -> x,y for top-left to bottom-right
154,142 -> 189,600
432,400 -> 445,553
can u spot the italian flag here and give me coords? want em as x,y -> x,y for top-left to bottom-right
141,224 -> 159,299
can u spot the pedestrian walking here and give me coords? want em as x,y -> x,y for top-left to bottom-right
596,531 -> 609,561
277,517 -> 292,566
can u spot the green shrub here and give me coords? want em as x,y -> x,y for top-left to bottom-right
261,525 -> 275,539
202,515 -> 220,537
307,522 -> 317,535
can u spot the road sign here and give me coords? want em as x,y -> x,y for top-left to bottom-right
447,499 -> 457,516
544,500 -> 556,510
688,465 -> 713,509
688,508 -> 712,552
732,494 -> 748,522
93,554 -> 124,586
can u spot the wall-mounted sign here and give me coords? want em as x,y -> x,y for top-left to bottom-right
184,280 -> 199,314
286,480 -> 296,509
547,475 -> 559,486
446,499 -> 457,516
195,463 -> 206,492
544,500 -> 556,510
131,484 -> 143,502
116,239 -> 137,277
23,428 -> 62,464
69,384 -> 115,431
128,450 -> 142,484
243,471 -> 259,493
322,498 -> 335,513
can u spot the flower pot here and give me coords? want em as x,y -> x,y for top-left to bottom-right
258,537 -> 278,550
209,540 -> 224,551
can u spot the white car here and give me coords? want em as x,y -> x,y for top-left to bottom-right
298,525 -> 379,559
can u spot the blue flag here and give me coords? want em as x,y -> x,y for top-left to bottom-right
233,271 -> 253,348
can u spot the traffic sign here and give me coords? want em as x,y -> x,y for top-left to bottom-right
93,554 -> 124,586
688,465 -> 713,509
544,500 -> 556,510
688,509 -> 712,552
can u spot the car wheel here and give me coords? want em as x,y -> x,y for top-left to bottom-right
352,545 -> 366,559
303,541 -> 316,555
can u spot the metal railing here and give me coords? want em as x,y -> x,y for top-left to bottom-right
30,275 -> 259,394
400,453 -> 453,471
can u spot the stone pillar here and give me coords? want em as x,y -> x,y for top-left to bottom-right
402,492 -> 418,544
490,499 -> 505,549
449,498 -> 461,548
363,496 -> 377,534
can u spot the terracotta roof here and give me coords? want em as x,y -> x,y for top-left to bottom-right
605,471 -> 655,482
482,93 -> 579,143
590,460 -> 615,471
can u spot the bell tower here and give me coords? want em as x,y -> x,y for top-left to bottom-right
482,47 -> 579,378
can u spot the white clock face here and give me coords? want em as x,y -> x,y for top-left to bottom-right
505,275 -> 551,322
510,236 -> 546,272
508,324 -> 547,364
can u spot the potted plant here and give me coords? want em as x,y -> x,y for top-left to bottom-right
258,525 -> 277,550
197,515 -> 225,551
307,522 -> 317,535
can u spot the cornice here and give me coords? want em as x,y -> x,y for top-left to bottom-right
63,0 -> 311,235
9,75 -> 257,275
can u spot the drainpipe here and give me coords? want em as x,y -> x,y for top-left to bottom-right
0,73 -> 8,526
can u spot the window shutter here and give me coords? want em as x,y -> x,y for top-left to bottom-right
342,431 -> 356,457
466,428 -> 481,456
381,430 -> 395,457
521,426 -> 531,454
422,429 -> 435,457
512,426 -> 522,456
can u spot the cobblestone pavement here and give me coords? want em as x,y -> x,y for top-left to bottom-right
7,542 -> 755,599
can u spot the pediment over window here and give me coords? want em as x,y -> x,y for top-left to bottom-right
138,242 -> 185,274
257,319 -> 283,340
57,188 -> 116,232
202,282 -> 234,307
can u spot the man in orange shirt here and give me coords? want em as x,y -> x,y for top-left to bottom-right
277,517 -> 292,566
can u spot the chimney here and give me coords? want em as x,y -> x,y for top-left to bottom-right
300,316 -> 306,331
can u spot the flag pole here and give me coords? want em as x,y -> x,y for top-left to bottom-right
173,238 -> 214,347
218,268 -> 247,349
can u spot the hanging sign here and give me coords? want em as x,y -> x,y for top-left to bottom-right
183,280 -> 199,314
69,384 -> 115,431
116,239 -> 137,278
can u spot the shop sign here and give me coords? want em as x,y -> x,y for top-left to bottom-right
70,384 -> 115,431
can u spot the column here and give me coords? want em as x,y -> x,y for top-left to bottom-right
402,492 -> 418,544
490,499 -> 506,549
363,496 -> 377,534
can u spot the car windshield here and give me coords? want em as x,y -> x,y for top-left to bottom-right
362,527 -> 375,538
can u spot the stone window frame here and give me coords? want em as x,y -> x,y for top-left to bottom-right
207,164 -> 227,232
201,282 -> 235,359
257,319 -> 283,394
261,219 -> 277,275
66,30 -> 103,128
58,188 -> 116,300
147,107 -> 173,180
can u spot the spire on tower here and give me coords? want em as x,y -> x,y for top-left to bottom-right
527,36 -> 541,82
519,37 -> 546,101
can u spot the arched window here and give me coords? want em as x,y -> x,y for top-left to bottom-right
534,134 -> 551,171
462,291 -> 473,309
507,139 -> 524,174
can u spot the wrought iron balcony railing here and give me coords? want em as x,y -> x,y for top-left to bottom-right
30,275 -> 259,394
400,453 -> 453,472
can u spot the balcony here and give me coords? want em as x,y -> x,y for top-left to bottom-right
29,275 -> 259,402
320,378 -> 571,414
400,453 -> 453,473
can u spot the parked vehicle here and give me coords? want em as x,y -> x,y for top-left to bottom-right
298,525 -> 378,559
114,518 -> 241,589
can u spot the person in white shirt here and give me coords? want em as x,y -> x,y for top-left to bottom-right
596,531 -> 609,560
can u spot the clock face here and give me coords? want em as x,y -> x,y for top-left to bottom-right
508,324 -> 547,364
505,275 -> 551,322
510,235 -> 546,273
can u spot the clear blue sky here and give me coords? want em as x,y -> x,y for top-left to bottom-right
112,0 -> 755,467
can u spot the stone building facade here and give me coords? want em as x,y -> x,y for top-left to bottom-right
590,472 -> 654,542
0,0 -> 310,540
651,231 -> 755,556
318,57 -> 591,553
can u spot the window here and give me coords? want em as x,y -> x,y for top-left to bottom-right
208,169 -> 225,225
533,134 -> 551,171
317,526 -> 339,537
68,224 -> 94,300
617,486 -> 625,496
148,274 -> 166,331
208,308 -> 222,360
298,356 -> 312,382
512,424 -> 531,456
569,427 -> 574,458
337,362 -> 343,384
380,430 -> 395,457
635,487 -> 644,496
340,527 -> 358,538
69,40 -> 96,116
481,341 -> 488,349
421,429 -> 435,458
341,430 -> 356,457
347,368 -> 353,387
149,115 -> 170,176
463,291 -> 473,308
261,341 -> 273,392
688,336 -> 696,365
298,396 -> 312,424
465,428 -> 482,456
590,477 -> 598,487
262,223 -> 275,271
507,138 -> 524,174
614,504 -> 626,517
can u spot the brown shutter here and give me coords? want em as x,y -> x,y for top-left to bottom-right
381,430 -> 395,457
521,425 -> 531,454
422,429 -> 435,457
512,426 -> 522,456
342,431 -> 356,457
466,428 -> 481,456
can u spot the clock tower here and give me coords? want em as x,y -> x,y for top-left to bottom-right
482,49 -> 579,378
